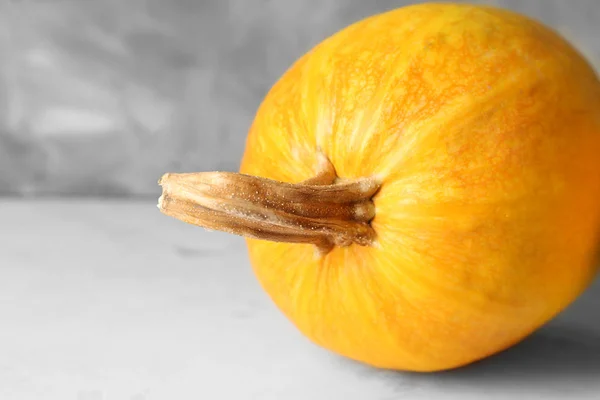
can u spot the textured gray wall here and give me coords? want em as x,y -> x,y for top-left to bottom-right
1,0 -> 599,197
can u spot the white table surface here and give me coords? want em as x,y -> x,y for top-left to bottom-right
1,199 -> 599,400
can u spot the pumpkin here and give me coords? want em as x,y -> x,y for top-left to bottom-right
158,3 -> 600,372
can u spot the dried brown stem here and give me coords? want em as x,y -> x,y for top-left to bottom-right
158,155 -> 380,255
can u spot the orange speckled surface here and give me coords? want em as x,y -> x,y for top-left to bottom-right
239,3 -> 600,372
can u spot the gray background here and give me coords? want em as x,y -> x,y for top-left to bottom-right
1,0 -> 599,197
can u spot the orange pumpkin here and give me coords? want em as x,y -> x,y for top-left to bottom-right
158,3 -> 600,372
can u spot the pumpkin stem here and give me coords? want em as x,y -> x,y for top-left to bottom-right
157,154 -> 380,255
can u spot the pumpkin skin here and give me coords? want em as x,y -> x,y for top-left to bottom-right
239,3 -> 600,372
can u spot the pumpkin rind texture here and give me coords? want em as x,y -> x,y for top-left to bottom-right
239,3 -> 600,371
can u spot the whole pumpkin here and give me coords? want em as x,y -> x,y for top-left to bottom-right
159,3 -> 600,372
